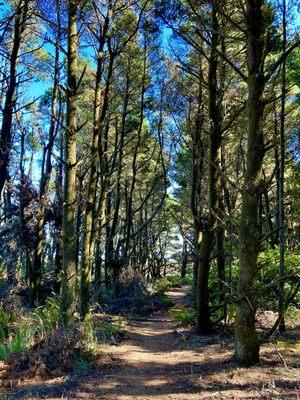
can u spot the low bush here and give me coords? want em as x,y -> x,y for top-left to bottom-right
168,304 -> 197,327
154,275 -> 190,294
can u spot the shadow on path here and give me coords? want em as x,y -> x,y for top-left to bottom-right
4,285 -> 300,400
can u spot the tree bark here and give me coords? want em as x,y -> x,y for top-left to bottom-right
191,54 -> 204,293
197,4 -> 221,335
60,0 -> 78,326
31,13 -> 61,304
80,4 -> 112,319
235,0 -> 266,366
0,0 -> 29,200
278,0 -> 286,335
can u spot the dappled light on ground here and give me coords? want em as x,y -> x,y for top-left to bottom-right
3,285 -> 299,400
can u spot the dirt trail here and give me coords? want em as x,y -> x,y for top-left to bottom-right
5,285 -> 300,399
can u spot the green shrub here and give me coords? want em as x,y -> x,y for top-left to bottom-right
0,309 -> 10,330
168,304 -> 197,327
160,295 -> 175,307
30,295 -> 60,337
75,355 -> 91,371
154,275 -> 190,294
258,247 -> 300,308
0,295 -> 61,360
93,316 -> 127,345
0,326 -> 35,360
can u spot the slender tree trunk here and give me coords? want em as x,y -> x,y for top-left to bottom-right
217,34 -> 227,317
235,0 -> 266,366
263,181 -> 276,248
31,26 -> 60,305
19,128 -> 33,291
80,6 -> 111,319
54,129 -> 63,293
191,53 -> 204,296
197,5 -> 221,335
94,234 -> 102,298
104,73 -> 129,297
0,0 -> 29,200
278,0 -> 286,335
181,238 -> 188,279
216,200 -> 225,306
60,0 -> 78,326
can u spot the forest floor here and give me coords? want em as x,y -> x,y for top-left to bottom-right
2,285 -> 300,400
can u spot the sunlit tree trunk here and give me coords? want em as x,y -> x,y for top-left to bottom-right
31,13 -> 61,304
80,5 -> 111,319
60,0 -> 78,326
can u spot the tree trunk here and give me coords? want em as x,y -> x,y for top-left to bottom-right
60,0 -> 78,327
181,238 -> 188,279
216,207 -> 225,306
235,0 -> 266,366
0,0 -> 29,200
278,0 -> 286,335
80,7 -> 111,319
31,22 -> 60,305
197,5 -> 221,335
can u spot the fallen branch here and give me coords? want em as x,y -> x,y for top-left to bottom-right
273,341 -> 287,368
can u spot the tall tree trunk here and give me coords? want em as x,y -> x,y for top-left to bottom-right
80,6 -> 111,319
181,238 -> 188,279
0,0 -> 29,200
216,197 -> 225,307
278,0 -> 286,335
104,73 -> 129,297
191,48 -> 204,297
60,0 -> 78,326
235,0 -> 266,366
54,129 -> 63,293
19,126 -> 33,290
197,5 -> 221,335
31,21 -> 61,305
262,179 -> 276,248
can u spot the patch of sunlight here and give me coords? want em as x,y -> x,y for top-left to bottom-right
90,381 -> 118,390
146,378 -> 170,386
277,336 -> 300,352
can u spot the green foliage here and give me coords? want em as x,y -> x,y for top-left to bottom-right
0,296 -> 61,360
93,316 -> 127,345
30,295 -> 60,337
286,306 -> 300,319
155,279 -> 171,294
0,326 -> 35,360
258,246 -> 300,276
0,309 -> 10,330
75,355 -> 91,371
258,247 -> 300,306
0,309 -> 29,360
154,275 -> 190,294
160,296 -> 175,307
168,304 -> 197,327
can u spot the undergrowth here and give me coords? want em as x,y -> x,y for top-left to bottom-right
0,294 -> 126,363
168,304 -> 197,327
154,275 -> 191,294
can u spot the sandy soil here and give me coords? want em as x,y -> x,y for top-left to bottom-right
2,285 -> 300,400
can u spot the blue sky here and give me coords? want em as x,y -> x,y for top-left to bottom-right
1,1 -> 299,103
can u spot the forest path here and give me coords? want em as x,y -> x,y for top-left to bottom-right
87,284 -> 200,399
8,285 -> 300,399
